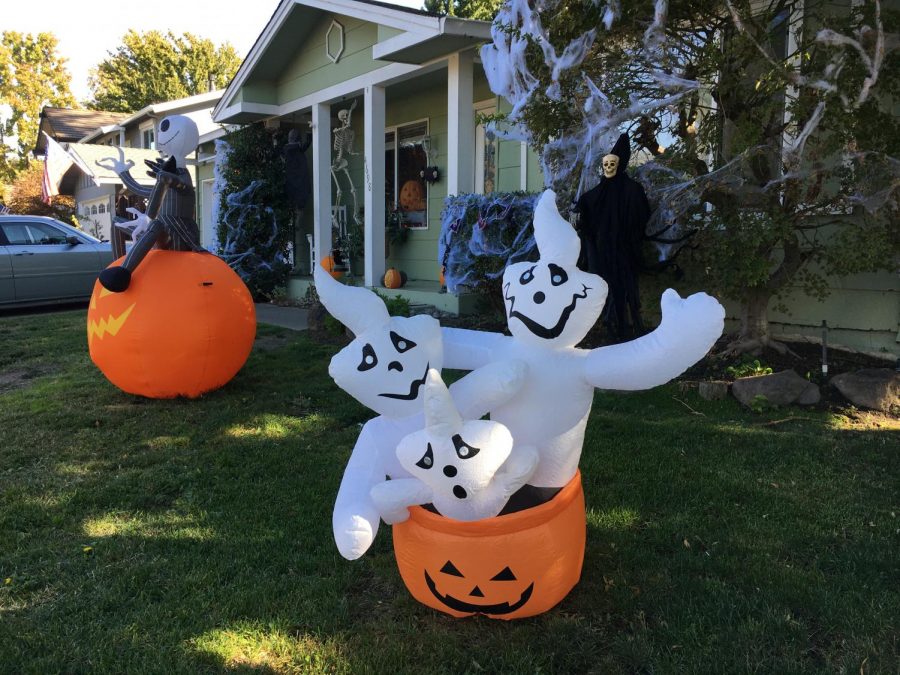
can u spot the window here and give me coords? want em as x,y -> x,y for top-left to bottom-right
91,205 -> 98,215
141,126 -> 156,150
0,223 -> 32,244
98,204 -> 106,214
385,120 -> 429,229
475,101 -> 498,194
0,221 -> 66,245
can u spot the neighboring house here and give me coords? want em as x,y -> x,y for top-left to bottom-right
36,91 -> 226,245
210,0 -> 542,314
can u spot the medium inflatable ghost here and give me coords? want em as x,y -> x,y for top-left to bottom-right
443,189 -> 725,490
313,265 -> 528,559
371,369 -> 538,522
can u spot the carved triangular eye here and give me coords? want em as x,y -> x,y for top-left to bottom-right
440,560 -> 463,577
490,566 -> 516,581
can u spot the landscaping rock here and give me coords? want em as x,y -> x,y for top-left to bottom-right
830,368 -> 900,411
731,370 -> 818,407
698,380 -> 729,401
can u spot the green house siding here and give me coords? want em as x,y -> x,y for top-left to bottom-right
277,15 -> 388,105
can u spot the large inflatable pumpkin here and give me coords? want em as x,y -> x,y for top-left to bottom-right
392,472 -> 586,620
87,250 -> 256,398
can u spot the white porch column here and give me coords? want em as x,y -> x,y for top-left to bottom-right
311,102 -> 332,270
363,84 -> 386,287
447,50 -> 475,196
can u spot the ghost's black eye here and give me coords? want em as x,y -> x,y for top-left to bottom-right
451,434 -> 480,460
548,264 -> 568,286
416,443 -> 434,470
390,331 -> 416,354
357,343 -> 378,371
160,119 -> 170,132
519,266 -> 536,285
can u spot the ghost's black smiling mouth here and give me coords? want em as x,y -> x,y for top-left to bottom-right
505,283 -> 591,339
379,362 -> 429,400
424,570 -> 534,615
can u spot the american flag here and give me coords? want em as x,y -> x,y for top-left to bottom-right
41,132 -> 73,205
0,203 -> 9,216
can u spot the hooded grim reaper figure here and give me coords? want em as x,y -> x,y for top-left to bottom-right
575,133 -> 650,339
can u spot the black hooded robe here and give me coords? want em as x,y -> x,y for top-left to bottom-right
576,133 -> 651,339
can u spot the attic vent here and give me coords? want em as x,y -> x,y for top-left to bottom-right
326,20 -> 345,64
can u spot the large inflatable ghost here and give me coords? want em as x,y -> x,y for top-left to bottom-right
313,265 -> 528,559
371,369 -> 538,522
443,189 -> 725,490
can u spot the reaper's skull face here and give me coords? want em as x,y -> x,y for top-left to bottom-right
502,261 -> 607,348
329,315 -> 443,418
397,370 -> 512,496
156,115 -> 199,160
601,154 -> 620,178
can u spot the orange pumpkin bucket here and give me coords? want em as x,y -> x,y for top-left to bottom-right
393,471 -> 586,620
87,250 -> 256,399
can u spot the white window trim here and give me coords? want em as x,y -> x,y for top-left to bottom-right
139,120 -> 156,150
385,117 -> 430,230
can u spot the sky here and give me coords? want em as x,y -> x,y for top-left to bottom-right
6,0 -> 424,103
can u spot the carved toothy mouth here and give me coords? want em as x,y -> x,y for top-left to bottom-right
424,570 -> 534,615
379,362 -> 429,400
505,283 -> 591,339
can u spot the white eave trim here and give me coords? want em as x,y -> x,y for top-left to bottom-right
372,16 -> 490,62
79,124 -> 124,144
215,0 -> 448,120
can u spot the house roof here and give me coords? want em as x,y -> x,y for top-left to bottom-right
214,0 -> 489,123
79,90 -> 224,143
61,144 -> 162,192
35,109 -> 130,155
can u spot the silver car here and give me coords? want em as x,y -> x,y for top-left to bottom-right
0,215 -> 115,307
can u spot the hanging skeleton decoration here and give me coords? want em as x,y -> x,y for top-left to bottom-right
443,189 -> 725,503
331,100 -> 362,226
95,115 -> 205,292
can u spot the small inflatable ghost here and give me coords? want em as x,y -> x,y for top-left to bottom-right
313,265 -> 528,559
443,189 -> 725,490
371,369 -> 538,522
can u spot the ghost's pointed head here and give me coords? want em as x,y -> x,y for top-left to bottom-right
156,115 -> 199,160
315,264 -> 442,418
397,369 -> 513,495
502,190 -> 607,348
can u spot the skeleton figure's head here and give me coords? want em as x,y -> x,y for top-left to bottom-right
156,115 -> 199,162
502,190 -> 608,348
601,154 -> 620,179
337,109 -> 351,125
397,369 -> 513,499
314,264 -> 442,418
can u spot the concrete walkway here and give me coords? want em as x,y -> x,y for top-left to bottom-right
254,303 -> 309,331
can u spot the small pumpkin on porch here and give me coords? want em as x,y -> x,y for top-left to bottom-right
87,250 -> 256,399
321,255 -> 344,279
383,267 -> 407,289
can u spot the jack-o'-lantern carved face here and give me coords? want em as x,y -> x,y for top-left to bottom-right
424,559 -> 534,616
87,286 -> 136,348
315,264 -> 442,418
503,191 -> 607,348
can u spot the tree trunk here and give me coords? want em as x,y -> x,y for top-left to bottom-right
725,288 -> 798,357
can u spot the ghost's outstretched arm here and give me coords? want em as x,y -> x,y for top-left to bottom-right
449,359 -> 528,420
441,326 -> 508,371
370,479 -> 433,525
332,421 -> 388,560
584,289 -> 724,390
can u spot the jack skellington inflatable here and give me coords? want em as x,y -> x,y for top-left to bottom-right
443,189 -> 725,493
371,369 -> 538,523
96,115 -> 204,292
313,264 -> 528,560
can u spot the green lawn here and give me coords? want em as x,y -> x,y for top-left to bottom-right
0,309 -> 897,674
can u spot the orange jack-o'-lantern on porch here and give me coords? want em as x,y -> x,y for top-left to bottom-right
399,179 -> 426,211
392,471 -> 586,620
87,250 -> 256,399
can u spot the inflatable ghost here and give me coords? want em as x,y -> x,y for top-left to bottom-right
443,189 -> 725,491
313,265 -> 528,559
371,369 -> 538,522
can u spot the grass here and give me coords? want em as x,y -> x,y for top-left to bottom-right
0,309 -> 897,674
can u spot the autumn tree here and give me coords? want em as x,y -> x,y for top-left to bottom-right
482,0 -> 898,354
6,160 -> 75,221
0,32 -> 74,183
88,30 -> 241,112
